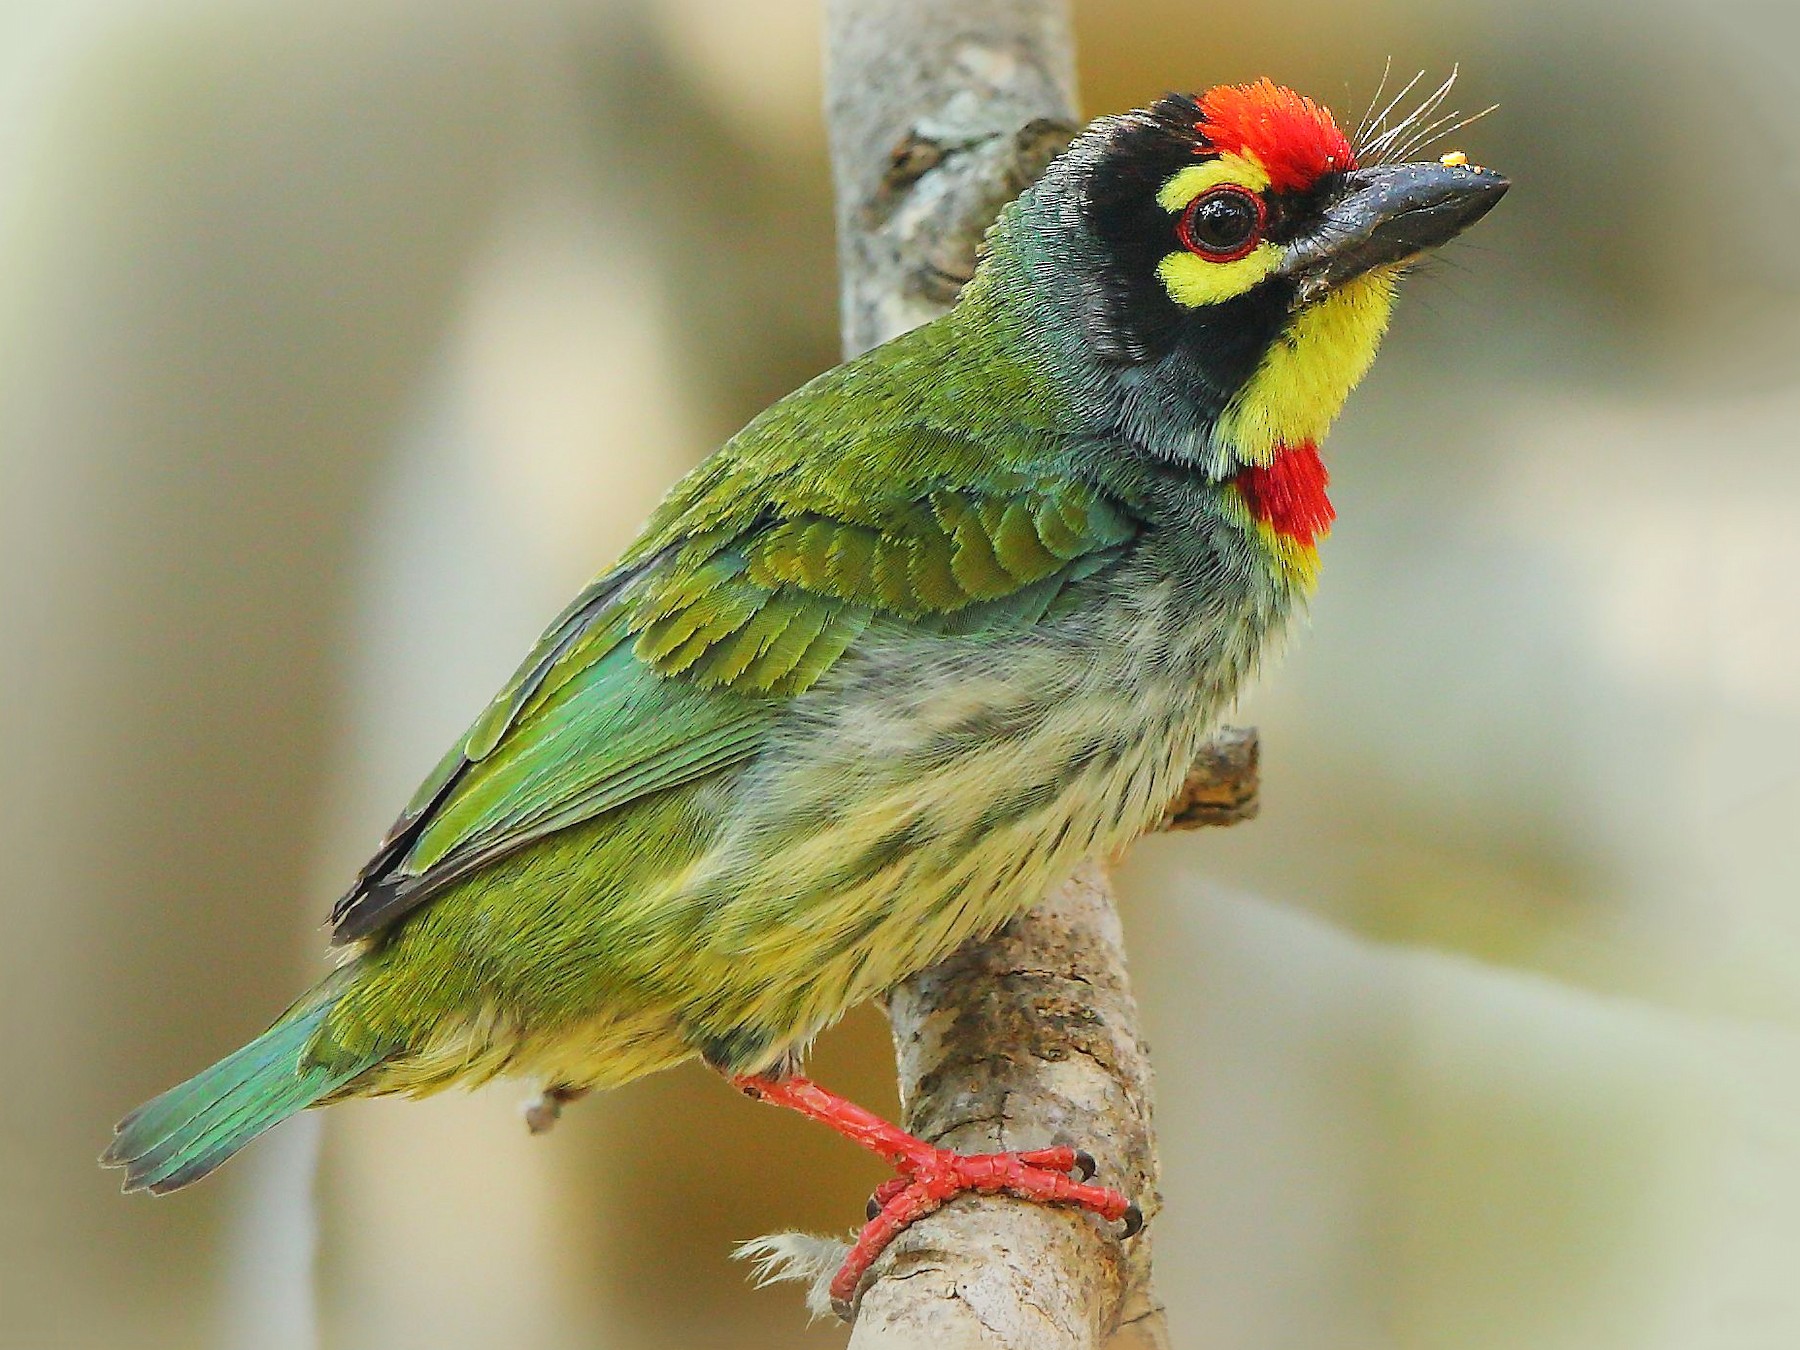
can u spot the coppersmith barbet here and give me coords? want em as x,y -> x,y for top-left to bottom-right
107,80 -> 1506,1305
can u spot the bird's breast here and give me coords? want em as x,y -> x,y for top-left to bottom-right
664,547 -> 1294,1031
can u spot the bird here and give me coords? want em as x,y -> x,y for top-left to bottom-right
105,79 -> 1505,1311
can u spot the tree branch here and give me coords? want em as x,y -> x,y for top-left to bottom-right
823,0 -> 1080,361
751,4 -> 1259,1343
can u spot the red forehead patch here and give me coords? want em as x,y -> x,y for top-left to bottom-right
1197,80 -> 1355,193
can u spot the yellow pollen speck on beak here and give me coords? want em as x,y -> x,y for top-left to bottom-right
1440,150 -> 1469,168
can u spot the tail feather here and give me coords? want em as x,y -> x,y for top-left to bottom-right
104,980 -> 384,1194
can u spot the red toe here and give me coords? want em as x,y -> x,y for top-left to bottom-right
828,1144 -> 1134,1312
729,1074 -> 1139,1318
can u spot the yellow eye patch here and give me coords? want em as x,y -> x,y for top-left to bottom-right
1154,152 -> 1278,308
1156,244 -> 1282,307
1156,154 -> 1272,210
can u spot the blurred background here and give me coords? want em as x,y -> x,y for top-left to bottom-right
3,0 -> 1797,1346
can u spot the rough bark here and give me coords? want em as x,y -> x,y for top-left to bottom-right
853,863 -> 1170,1349
748,4 -> 1259,1345
823,0 -> 1081,361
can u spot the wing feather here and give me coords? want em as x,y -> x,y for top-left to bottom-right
329,421 -> 1139,944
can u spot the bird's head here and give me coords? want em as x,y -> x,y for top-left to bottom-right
1003,79 -> 1507,476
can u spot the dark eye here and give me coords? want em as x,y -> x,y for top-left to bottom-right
1176,186 -> 1267,263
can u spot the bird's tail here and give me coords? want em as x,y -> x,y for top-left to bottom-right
103,970 -> 384,1194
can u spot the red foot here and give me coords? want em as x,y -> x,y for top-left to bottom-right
734,1074 -> 1141,1316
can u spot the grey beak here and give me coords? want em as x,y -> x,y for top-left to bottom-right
1280,161 -> 1509,304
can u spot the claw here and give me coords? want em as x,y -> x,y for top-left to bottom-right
866,1176 -> 909,1220
831,1153 -> 1136,1311
728,1075 -> 1138,1318
1118,1202 -> 1144,1239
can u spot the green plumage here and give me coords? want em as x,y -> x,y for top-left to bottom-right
106,90 -> 1501,1192
105,972 -> 383,1193
105,165 -> 1267,1186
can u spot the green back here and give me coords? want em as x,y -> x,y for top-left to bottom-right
329,299 -> 1139,943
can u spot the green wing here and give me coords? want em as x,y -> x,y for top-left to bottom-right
327,561 -> 773,942
328,425 -> 1137,944
631,473 -> 1136,688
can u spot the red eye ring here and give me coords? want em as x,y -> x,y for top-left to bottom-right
1176,185 -> 1268,264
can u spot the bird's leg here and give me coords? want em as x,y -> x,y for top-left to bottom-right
521,1084 -> 589,1135
733,1073 -> 1141,1316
